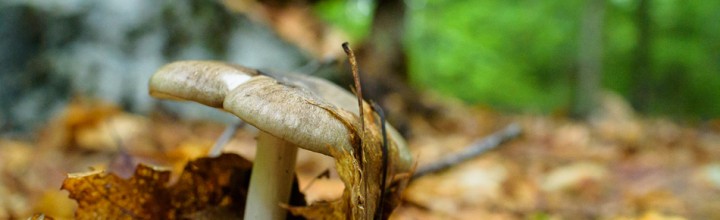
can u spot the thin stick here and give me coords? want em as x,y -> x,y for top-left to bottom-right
105,119 -> 135,178
412,123 -> 522,180
342,42 -> 365,133
208,121 -> 244,157
342,42 -> 370,218
301,169 -> 331,192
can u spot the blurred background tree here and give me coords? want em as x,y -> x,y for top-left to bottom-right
2,0 -> 718,135
316,0 -> 720,120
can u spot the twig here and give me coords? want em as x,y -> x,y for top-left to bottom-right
412,123 -> 522,180
342,42 -> 370,219
105,119 -> 135,178
208,121 -> 244,157
342,42 -> 365,133
301,169 -> 331,192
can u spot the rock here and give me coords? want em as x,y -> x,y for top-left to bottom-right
0,0 -> 309,134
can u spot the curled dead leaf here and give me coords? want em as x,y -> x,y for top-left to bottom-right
61,153 -> 287,219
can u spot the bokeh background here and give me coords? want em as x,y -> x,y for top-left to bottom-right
1,0 -> 720,219
2,0 -> 719,135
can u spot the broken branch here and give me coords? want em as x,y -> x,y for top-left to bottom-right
208,121 -> 245,157
342,42 -> 365,133
412,123 -> 522,180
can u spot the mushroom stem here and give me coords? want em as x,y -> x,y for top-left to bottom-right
244,131 -> 298,220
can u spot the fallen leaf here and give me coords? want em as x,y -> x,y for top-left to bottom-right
613,210 -> 687,220
404,157 -> 508,214
32,190 -> 76,219
541,162 -> 607,192
61,153 -> 269,219
41,98 -> 121,151
28,213 -> 55,220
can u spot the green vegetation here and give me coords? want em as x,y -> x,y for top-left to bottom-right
314,0 -> 375,42
316,0 -> 720,118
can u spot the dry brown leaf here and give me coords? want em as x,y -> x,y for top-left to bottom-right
32,190 -> 76,219
541,162 -> 607,192
403,157 -> 508,215
41,98 -> 122,151
28,213 -> 55,220
37,98 -> 161,157
613,210 -> 687,220
61,153 -> 257,219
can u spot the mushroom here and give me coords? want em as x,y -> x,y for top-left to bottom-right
149,61 -> 412,219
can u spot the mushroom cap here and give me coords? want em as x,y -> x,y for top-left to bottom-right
149,61 -> 412,171
261,71 -> 412,170
222,74 -> 355,155
149,61 -> 259,108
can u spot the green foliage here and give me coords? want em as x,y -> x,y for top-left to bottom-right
604,0 -> 720,118
316,0 -> 720,118
654,1 -> 720,118
313,0 -> 375,42
406,0 -> 582,112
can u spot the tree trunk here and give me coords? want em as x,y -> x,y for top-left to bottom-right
356,0 -> 417,134
359,0 -> 408,100
631,0 -> 652,112
572,0 -> 606,119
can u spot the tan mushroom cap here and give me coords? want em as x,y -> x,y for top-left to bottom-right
149,61 -> 259,108
261,71 -> 412,170
149,61 -> 412,172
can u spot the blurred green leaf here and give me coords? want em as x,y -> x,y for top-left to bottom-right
317,0 -> 720,118
314,0 -> 375,42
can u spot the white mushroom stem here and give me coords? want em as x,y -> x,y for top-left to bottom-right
244,131 -> 298,220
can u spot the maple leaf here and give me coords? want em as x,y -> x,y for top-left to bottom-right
61,153 -> 305,219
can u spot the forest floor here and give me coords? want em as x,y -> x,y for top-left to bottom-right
1,94 -> 719,219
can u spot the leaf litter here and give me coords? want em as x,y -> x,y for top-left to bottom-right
61,153 -> 290,219
2,93 -> 720,219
